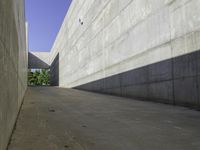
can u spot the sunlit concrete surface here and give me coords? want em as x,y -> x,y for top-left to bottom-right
48,0 -> 200,108
0,0 -> 27,149
8,87 -> 200,150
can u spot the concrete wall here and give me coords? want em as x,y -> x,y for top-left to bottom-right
50,0 -> 200,108
50,53 -> 59,86
0,0 -> 27,149
28,52 -> 50,69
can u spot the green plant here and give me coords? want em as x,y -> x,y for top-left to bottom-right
28,69 -> 50,86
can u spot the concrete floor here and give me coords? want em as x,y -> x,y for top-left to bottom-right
8,87 -> 200,150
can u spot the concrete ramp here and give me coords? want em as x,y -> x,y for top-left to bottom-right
8,87 -> 200,150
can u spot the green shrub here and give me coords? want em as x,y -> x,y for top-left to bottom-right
28,69 -> 50,86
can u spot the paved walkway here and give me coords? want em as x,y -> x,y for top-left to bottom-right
8,87 -> 200,150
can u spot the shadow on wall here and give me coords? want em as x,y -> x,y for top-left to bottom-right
75,50 -> 200,109
50,53 -> 59,86
28,52 -> 50,69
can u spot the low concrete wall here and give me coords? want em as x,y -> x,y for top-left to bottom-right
50,0 -> 200,108
28,52 -> 50,69
0,0 -> 27,149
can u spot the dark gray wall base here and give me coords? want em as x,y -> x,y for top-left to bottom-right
75,50 -> 200,109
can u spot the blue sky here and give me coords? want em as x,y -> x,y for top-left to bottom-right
25,0 -> 72,52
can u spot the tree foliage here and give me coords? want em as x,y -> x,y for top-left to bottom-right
28,69 -> 50,86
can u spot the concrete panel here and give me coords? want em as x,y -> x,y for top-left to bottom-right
121,84 -> 148,100
173,50 -> 198,78
147,59 -> 172,83
30,52 -> 50,65
105,87 -> 122,96
121,67 -> 148,86
174,76 -> 199,107
50,53 -> 59,86
197,49 -> 200,75
198,76 -> 200,107
28,52 -> 50,69
50,0 -> 200,88
77,50 -> 200,108
147,81 -> 173,104
46,0 -> 200,108
0,0 -> 27,149
104,75 -> 121,89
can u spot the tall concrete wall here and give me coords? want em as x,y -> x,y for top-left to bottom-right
51,0 -> 200,108
0,0 -> 27,149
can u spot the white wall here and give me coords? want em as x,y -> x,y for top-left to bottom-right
50,0 -> 200,88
